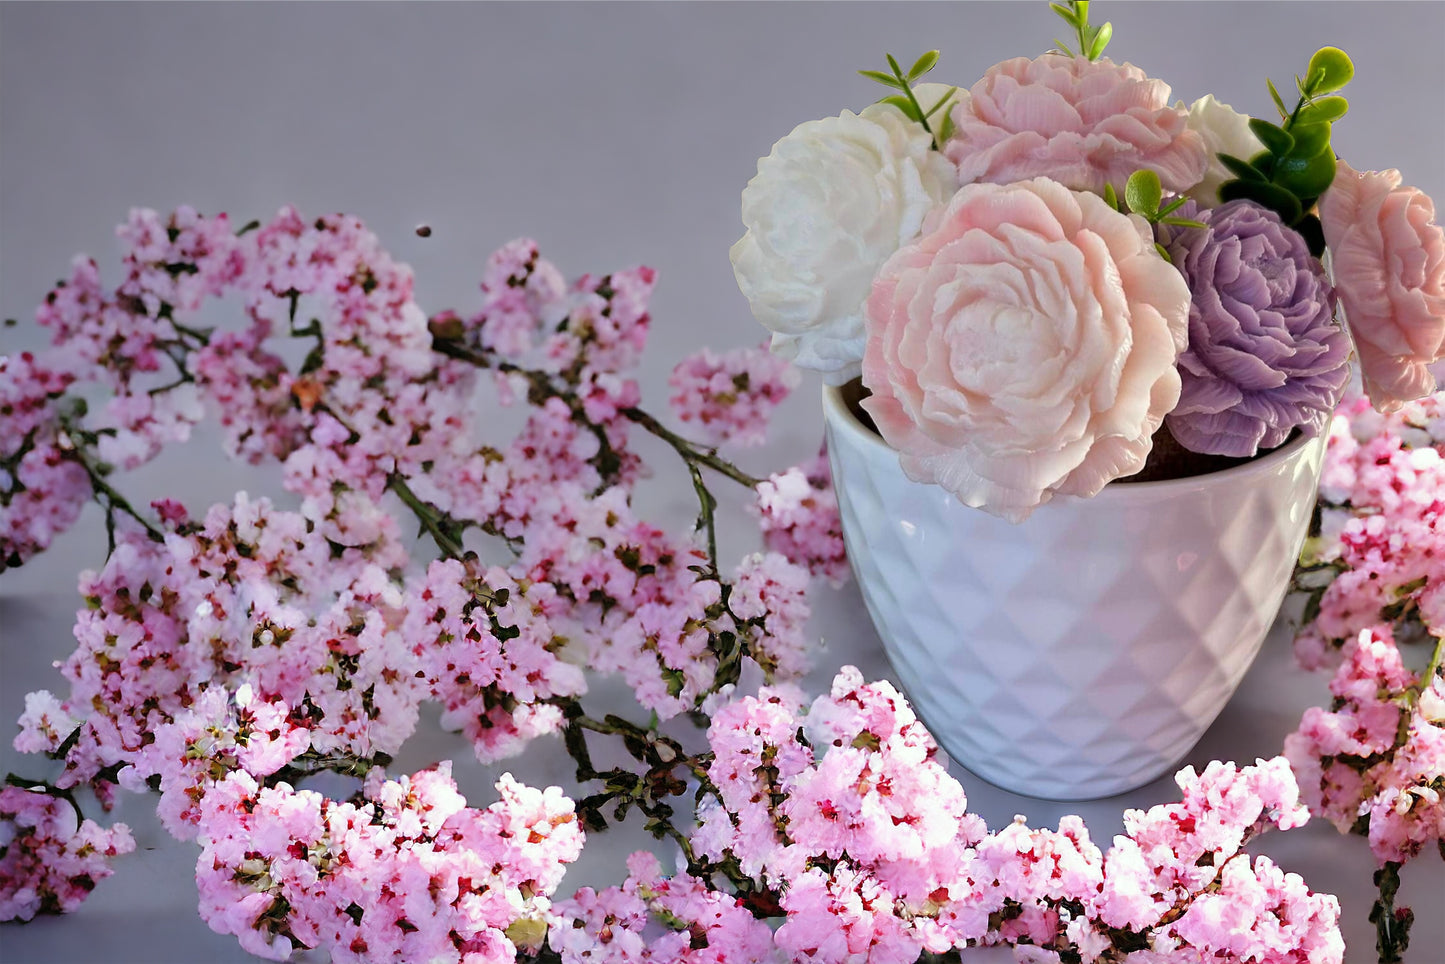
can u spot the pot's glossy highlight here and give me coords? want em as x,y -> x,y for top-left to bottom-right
823,382 -> 1327,799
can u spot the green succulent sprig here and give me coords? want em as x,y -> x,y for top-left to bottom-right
1101,170 -> 1206,263
859,51 -> 958,149
1051,1 -> 1113,61
1218,46 -> 1354,256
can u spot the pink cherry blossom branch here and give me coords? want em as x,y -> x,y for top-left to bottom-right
1,774 -> 83,824
617,403 -> 764,490
54,416 -> 165,552
429,333 -> 763,576
386,472 -> 467,560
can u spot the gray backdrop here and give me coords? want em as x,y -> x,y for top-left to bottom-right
2,3 -> 1443,962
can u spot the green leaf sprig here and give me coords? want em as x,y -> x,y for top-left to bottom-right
859,51 -> 958,149
1050,1 -> 1113,61
1217,46 -> 1354,256
1100,171 -> 1206,263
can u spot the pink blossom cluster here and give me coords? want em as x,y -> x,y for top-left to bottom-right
752,449 -> 849,587
242,209 -> 478,548
468,237 -> 570,357
191,318 -> 310,464
1296,391 -> 1445,668
407,240 -> 669,535
668,344 -> 800,449
27,493 -> 421,820
194,763 -> 582,962
128,685 -> 312,840
5,215 -> 835,951
48,530 -> 196,799
1285,627 -> 1445,866
513,482 -> 814,718
32,207 -> 244,470
550,851 -> 776,963
727,552 -> 814,683
114,205 -> 248,319
0,784 -> 135,922
467,237 -> 652,377
0,351 -> 88,568
404,558 -> 586,763
1286,389 -> 1443,949
5,204 -> 459,560
684,669 -> 1342,964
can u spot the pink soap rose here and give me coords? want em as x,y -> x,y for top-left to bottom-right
861,178 -> 1190,522
944,54 -> 1207,196
1319,161 -> 1445,413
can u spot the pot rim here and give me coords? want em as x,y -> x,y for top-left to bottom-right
821,381 -> 1322,498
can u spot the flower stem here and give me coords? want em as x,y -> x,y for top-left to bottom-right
554,698 -> 739,885
3,773 -> 85,823
60,430 -> 165,552
431,338 -> 762,490
1403,633 -> 1444,713
885,54 -> 936,145
387,474 -> 466,559
1421,634 -> 1444,689
618,406 -> 762,488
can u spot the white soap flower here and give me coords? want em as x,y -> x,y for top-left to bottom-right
730,103 -> 957,384
1184,94 -> 1265,206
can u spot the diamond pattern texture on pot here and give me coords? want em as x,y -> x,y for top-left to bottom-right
822,385 -> 1326,800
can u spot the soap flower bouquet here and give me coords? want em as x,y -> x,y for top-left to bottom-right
732,1 -> 1445,523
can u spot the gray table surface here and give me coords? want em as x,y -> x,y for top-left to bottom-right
2,3 -> 1442,962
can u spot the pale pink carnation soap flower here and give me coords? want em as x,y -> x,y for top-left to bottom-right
862,177 -> 1190,522
1319,161 -> 1445,412
944,53 -> 1208,196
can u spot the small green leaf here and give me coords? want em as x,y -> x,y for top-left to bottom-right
1307,46 -> 1354,94
1153,241 -> 1173,264
1274,150 -> 1337,199
1266,78 -> 1289,119
1219,153 -> 1268,183
1087,21 -> 1112,60
1052,38 -> 1077,57
907,50 -> 939,80
1299,95 -> 1349,124
1221,179 -> 1303,224
935,109 -> 955,144
1286,121 -> 1331,159
1124,169 -> 1163,217
1161,217 -> 1207,229
886,53 -> 905,80
1248,118 -> 1295,156
880,94 -> 923,121
1157,196 -> 1190,217
859,69 -> 905,89
923,86 -> 958,119
1102,182 -> 1120,211
1050,2 -> 1076,22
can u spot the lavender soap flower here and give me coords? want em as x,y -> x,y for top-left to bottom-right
1162,198 -> 1351,458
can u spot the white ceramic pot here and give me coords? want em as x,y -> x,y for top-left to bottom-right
822,383 -> 1327,800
